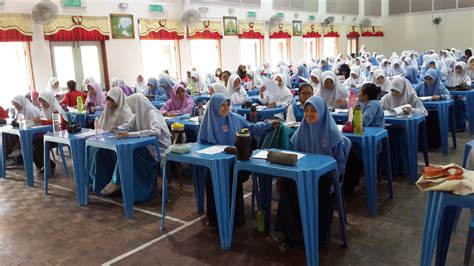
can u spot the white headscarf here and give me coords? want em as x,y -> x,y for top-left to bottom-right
225,74 -> 242,97
135,74 -> 148,94
344,66 -> 366,87
210,82 -> 226,95
99,87 -> 133,130
379,59 -> 390,75
380,76 -> 420,111
126,94 -> 169,134
371,69 -> 391,93
46,77 -> 60,94
450,61 -> 471,87
83,76 -> 97,86
468,56 -> 474,80
246,69 -> 264,88
389,59 -> 404,76
38,91 -> 68,121
265,73 -> 293,103
316,71 -> 349,106
12,95 -> 39,119
277,65 -> 292,88
310,69 -> 322,94
191,71 -> 208,93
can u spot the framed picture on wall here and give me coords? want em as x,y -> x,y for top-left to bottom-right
292,20 -> 302,36
223,16 -> 238,36
110,14 -> 135,39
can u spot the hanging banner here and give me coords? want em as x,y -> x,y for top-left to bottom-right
0,13 -> 33,42
187,20 -> 223,39
346,25 -> 361,38
139,19 -> 184,40
269,22 -> 292,39
361,26 -> 384,37
238,20 -> 265,39
302,23 -> 322,38
44,15 -> 110,41
323,25 -> 339,37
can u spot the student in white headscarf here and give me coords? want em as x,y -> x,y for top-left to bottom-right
134,74 -> 148,94
449,61 -> 472,89
245,69 -> 264,90
388,59 -> 404,76
277,65 -> 292,88
370,69 -> 391,97
98,87 -> 133,131
209,82 -> 226,96
224,74 -> 249,105
310,69 -> 322,94
259,73 -> 293,108
46,77 -> 61,95
380,76 -> 427,115
189,71 -> 208,94
379,59 -> 390,75
99,94 -> 171,197
343,66 -> 366,89
316,71 -> 349,108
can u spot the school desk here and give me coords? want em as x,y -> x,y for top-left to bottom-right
449,89 -> 474,134
422,99 -> 457,155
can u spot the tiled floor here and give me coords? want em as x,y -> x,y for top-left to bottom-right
0,131 -> 472,265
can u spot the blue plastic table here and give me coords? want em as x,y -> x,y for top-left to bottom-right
463,140 -> 474,168
85,134 -> 160,218
194,94 -> 210,104
0,125 -> 53,187
450,89 -> 474,134
150,100 -> 165,109
249,95 -> 262,104
247,89 -> 260,96
420,191 -> 474,266
342,127 -> 393,215
165,117 -> 200,139
232,150 -> 347,266
422,99 -> 457,155
86,111 -> 102,125
160,143 -> 236,250
232,105 -> 286,121
43,129 -> 93,206
331,111 -> 348,124
385,114 -> 429,183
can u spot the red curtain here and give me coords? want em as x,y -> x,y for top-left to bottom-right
188,30 -> 222,40
238,30 -> 264,39
302,32 -> 321,38
269,31 -> 291,39
45,27 -> 109,41
0,29 -> 32,42
362,31 -> 384,37
140,29 -> 183,40
324,32 -> 340,37
346,32 -> 360,38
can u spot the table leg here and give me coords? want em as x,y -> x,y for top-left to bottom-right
449,104 -> 457,149
160,160 -> 168,230
331,170 -> 348,247
436,108 -> 448,156
0,133 -> 7,178
70,141 -> 86,206
43,141 -> 50,195
420,121 -> 429,167
116,146 -> 134,218
466,93 -> 474,135
191,165 -> 205,213
296,171 -> 319,266
420,191 -> 443,266
361,137 -> 378,215
19,130 -> 34,187
230,163 -> 240,248
435,206 -> 458,266
382,137 -> 393,198
210,159 -> 232,250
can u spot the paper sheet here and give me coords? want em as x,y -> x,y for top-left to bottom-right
334,108 -> 349,113
196,145 -> 228,155
252,150 -> 305,160
383,110 -> 396,117
337,125 -> 344,131
189,116 -> 199,123
392,104 -> 412,115
419,96 -> 432,101
285,122 -> 301,128
74,130 -> 96,138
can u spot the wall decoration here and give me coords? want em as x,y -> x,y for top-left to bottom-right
110,14 -> 135,39
292,20 -> 302,36
223,16 -> 237,36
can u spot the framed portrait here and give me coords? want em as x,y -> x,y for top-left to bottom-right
110,14 -> 135,39
223,16 -> 238,36
292,20 -> 302,36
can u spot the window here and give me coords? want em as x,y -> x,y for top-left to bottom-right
323,37 -> 338,58
240,39 -> 262,70
0,42 -> 32,107
140,40 -> 179,80
347,38 -> 358,57
303,38 -> 319,63
50,41 -> 105,89
189,39 -> 221,76
270,39 -> 290,66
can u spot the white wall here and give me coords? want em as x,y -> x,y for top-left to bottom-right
1,0 -> 472,92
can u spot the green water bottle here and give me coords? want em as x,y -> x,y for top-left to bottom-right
77,96 -> 83,113
353,105 -> 363,135
257,210 -> 265,232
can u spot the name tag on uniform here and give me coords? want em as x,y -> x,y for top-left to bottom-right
222,125 -> 229,132
320,139 -> 327,148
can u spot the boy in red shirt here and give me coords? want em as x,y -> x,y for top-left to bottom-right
61,80 -> 87,108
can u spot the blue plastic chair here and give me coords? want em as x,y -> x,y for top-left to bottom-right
420,192 -> 474,266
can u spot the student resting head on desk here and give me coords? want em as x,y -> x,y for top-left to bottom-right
380,76 -> 428,115
197,93 -> 279,227
316,70 -> 349,109
344,83 -> 385,194
259,74 -> 293,109
275,95 -> 348,248
99,94 -> 171,199
285,83 -> 313,123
